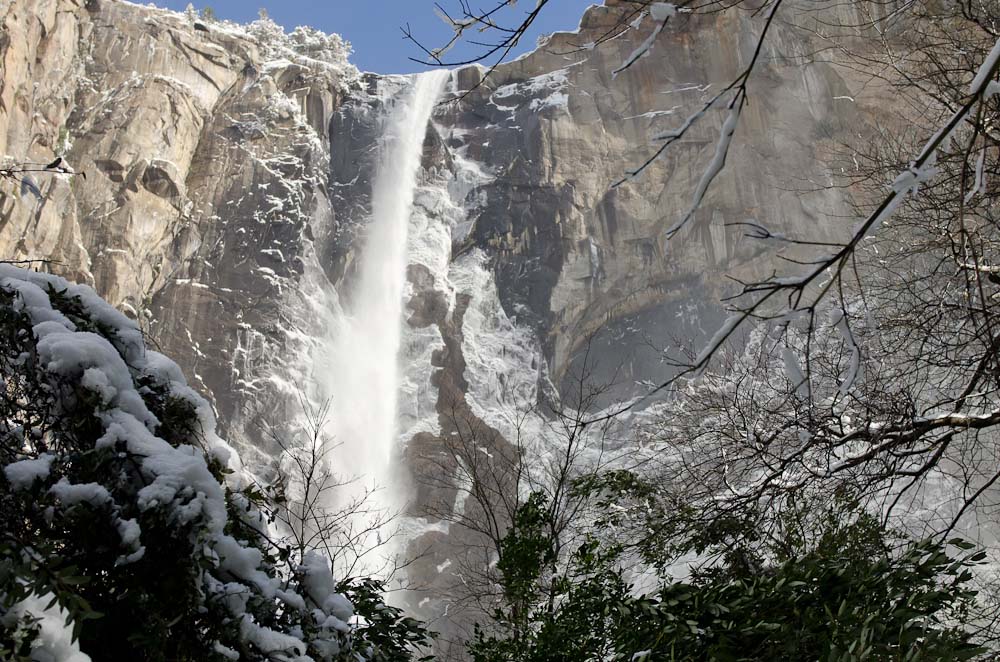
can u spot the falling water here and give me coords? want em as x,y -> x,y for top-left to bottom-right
319,70 -> 450,571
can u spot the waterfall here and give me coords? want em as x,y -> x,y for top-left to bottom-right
317,70 -> 450,573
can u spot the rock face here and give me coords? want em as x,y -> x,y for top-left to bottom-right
0,0 -> 354,458
0,0 -> 870,648
440,1 -> 858,392
379,1 -> 863,644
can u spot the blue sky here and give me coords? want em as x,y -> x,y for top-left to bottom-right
151,1 -> 597,74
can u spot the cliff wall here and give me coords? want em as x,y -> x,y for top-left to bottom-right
0,0 -> 881,641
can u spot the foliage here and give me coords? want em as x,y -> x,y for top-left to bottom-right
617,532 -> 985,660
0,267 -> 430,661
495,491 -> 556,616
338,577 -> 434,662
244,14 -> 352,69
470,488 -> 988,662
470,490 -> 629,662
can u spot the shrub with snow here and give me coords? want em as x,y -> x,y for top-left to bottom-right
244,16 -> 354,72
0,266 -> 428,661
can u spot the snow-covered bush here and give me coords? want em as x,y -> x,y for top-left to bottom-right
0,266 -> 427,661
245,16 -> 353,71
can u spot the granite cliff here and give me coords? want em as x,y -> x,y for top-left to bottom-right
0,0 -> 874,641
0,0 -> 354,465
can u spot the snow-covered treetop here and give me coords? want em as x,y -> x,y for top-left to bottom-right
183,8 -> 358,83
245,16 -> 354,72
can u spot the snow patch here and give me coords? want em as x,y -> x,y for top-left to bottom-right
7,592 -> 91,662
4,454 -> 55,489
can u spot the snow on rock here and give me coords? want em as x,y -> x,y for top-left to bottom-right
452,250 -> 548,443
399,124 -> 493,443
492,68 -> 572,114
530,92 -> 569,113
494,68 -> 569,100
